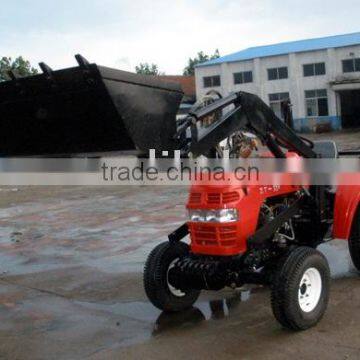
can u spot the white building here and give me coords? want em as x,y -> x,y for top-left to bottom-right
195,32 -> 360,132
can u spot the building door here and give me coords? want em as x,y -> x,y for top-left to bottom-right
340,90 -> 360,128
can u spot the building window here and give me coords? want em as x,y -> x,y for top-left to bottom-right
203,75 -> 221,88
267,67 -> 288,80
269,92 -> 290,119
233,71 -> 253,84
342,58 -> 360,73
305,89 -> 328,117
303,62 -> 326,77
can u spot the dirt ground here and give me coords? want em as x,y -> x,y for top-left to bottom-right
0,129 -> 359,360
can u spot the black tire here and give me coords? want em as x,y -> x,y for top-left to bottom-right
144,242 -> 200,312
270,247 -> 330,331
349,207 -> 360,270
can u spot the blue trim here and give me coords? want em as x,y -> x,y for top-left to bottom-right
197,32 -> 360,68
293,116 -> 342,132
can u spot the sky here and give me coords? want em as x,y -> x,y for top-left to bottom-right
1,0 -> 360,75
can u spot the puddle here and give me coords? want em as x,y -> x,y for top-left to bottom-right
73,288 -> 253,347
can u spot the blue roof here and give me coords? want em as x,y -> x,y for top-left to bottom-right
197,32 -> 360,67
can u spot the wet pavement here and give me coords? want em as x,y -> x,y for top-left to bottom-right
0,130 -> 360,359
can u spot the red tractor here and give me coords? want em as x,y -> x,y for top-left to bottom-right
144,92 -> 360,330
1,58 -> 357,330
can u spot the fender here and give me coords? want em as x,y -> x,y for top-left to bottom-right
333,185 -> 360,240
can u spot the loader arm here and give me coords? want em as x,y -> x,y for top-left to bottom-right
179,91 -> 317,159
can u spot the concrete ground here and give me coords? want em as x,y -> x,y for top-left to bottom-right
305,127 -> 360,151
0,129 -> 359,360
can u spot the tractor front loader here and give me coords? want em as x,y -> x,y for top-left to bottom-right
0,55 -> 183,156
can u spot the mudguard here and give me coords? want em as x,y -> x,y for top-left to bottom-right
333,185 -> 360,240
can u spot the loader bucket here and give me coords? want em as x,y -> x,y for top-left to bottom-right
0,55 -> 183,156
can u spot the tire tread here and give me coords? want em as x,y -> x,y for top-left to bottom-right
144,242 -> 200,312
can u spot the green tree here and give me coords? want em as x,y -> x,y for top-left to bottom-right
0,56 -> 38,81
183,49 -> 220,76
135,62 -> 164,75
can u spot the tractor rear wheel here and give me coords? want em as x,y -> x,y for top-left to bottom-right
144,242 -> 200,312
349,207 -> 360,271
270,247 -> 330,330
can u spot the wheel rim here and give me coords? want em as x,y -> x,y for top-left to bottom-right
167,259 -> 185,297
298,267 -> 322,313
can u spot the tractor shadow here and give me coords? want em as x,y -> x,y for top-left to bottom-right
152,289 -> 252,335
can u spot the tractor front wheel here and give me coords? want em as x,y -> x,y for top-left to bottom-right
144,241 -> 200,312
270,246 -> 330,330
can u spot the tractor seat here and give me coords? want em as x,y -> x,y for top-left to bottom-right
312,140 -> 338,158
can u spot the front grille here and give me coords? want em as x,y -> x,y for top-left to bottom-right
190,223 -> 237,247
207,193 -> 221,204
222,191 -> 240,203
218,225 -> 237,246
193,225 -> 217,245
204,191 -> 240,205
189,193 -> 201,204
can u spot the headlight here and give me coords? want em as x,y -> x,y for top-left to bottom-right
188,210 -> 205,222
188,209 -> 238,223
